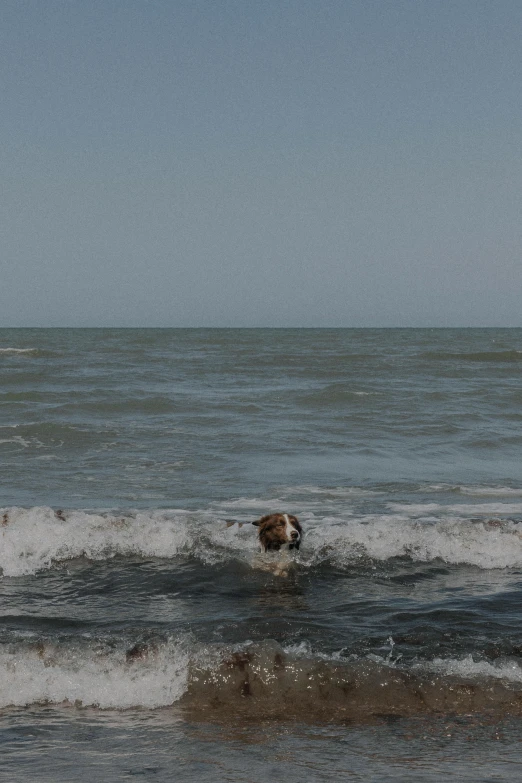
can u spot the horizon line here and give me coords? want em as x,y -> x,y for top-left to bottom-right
0,325 -> 520,330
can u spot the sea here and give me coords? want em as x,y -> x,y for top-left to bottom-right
1,327 -> 522,782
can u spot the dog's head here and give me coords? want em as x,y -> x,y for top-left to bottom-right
252,513 -> 302,552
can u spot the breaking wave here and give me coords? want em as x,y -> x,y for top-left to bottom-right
2,506 -> 522,576
184,641 -> 522,721
2,637 -> 522,719
0,636 -> 189,709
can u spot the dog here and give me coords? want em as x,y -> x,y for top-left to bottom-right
226,513 -> 302,576
252,512 -> 302,567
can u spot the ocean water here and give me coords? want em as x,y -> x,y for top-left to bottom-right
1,327 -> 522,781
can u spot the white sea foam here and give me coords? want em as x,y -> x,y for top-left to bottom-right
0,347 -> 37,354
0,508 -> 194,576
415,484 -> 522,497
211,497 -> 286,511
388,502 -> 522,516
0,638 -> 521,710
281,485 -> 378,498
0,436 -> 43,448
422,655 -> 522,684
286,644 -> 522,685
0,506 -> 260,576
2,506 -> 522,576
0,638 -> 189,708
459,486 -> 522,497
302,513 -> 522,570
283,640 -> 348,661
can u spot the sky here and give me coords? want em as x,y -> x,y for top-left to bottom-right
1,0 -> 521,327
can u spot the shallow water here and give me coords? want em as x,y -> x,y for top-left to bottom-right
1,328 -> 522,780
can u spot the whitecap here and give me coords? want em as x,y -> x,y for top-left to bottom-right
2,506 -> 522,576
301,513 -> 522,570
421,655 -> 522,684
0,637 -> 189,709
388,502 -> 522,516
0,347 -> 37,354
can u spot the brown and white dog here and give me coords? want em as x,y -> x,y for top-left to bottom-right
252,513 -> 302,553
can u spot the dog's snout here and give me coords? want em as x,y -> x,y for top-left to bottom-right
291,530 -> 299,539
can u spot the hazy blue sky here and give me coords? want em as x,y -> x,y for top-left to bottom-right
1,0 -> 521,326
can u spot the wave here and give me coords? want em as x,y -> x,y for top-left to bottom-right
304,513 -> 522,570
2,637 -> 522,719
424,485 -> 522,497
0,347 -> 38,355
297,384 -> 382,406
0,435 -> 44,449
0,636 -> 188,709
2,506 -> 522,576
423,655 -> 522,684
387,501 -> 522,516
184,641 -> 522,721
0,507 -> 198,577
277,485 -> 380,498
0,422 -> 118,448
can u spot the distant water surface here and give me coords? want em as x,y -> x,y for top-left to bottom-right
1,328 -> 522,781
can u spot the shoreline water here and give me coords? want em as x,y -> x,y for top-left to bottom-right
2,328 -> 522,780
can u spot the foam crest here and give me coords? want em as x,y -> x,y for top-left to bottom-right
302,514 -> 522,569
0,638 -> 189,709
388,501 -> 522,515
2,638 -> 522,717
0,507 -> 257,576
458,486 -> 522,497
2,506 -> 522,576
0,507 -> 194,576
0,436 -> 42,448
285,644 -> 522,686
423,655 -> 522,683
0,347 -> 37,354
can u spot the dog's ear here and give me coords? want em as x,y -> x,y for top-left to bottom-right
252,514 -> 271,528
